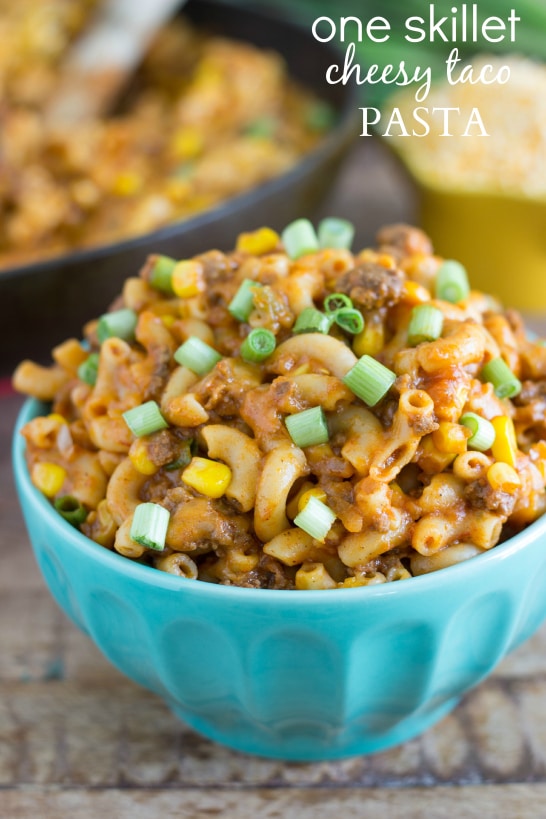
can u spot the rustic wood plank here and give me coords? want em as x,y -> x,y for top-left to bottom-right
3,673 -> 546,788
3,784 -> 546,819
493,627 -> 546,679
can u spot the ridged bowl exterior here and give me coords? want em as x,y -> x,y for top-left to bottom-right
13,399 -> 546,760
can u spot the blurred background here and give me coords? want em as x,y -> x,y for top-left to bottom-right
1,0 -> 545,372
235,0 -> 546,313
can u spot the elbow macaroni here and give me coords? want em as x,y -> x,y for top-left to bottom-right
14,221 -> 546,589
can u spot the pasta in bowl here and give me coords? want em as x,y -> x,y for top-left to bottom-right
12,219 -> 546,759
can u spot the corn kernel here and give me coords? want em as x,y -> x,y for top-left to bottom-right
112,171 -> 142,196
286,480 -> 314,519
161,314 -> 176,328
170,127 -> 203,160
487,462 -> 521,493
129,438 -> 158,476
432,422 -> 470,454
31,462 -> 66,497
236,227 -> 280,256
47,413 -> 67,425
491,416 -> 518,467
401,280 -> 431,306
172,260 -> 203,298
182,456 -> 232,498
353,318 -> 384,357
297,487 -> 328,513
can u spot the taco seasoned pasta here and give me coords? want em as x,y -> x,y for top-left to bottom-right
0,8 -> 331,270
14,220 -> 546,589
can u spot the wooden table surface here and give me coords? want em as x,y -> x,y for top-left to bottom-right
2,141 -> 546,819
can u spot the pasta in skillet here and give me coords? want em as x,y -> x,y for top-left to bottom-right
14,219 -> 546,589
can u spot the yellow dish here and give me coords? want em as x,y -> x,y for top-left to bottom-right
382,54 -> 546,313
417,184 -> 546,312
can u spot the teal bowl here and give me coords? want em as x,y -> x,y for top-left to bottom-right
13,398 -> 546,760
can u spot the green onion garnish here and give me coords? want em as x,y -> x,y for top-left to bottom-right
228,279 -> 262,322
481,357 -> 522,399
435,260 -> 470,303
294,495 -> 336,542
324,293 -> 353,313
343,355 -> 396,407
240,328 -> 276,363
174,336 -> 222,375
293,307 -> 333,334
77,352 -> 100,386
173,163 -> 194,180
460,412 -> 496,452
165,441 -> 193,471
333,307 -> 364,335
281,218 -> 319,260
244,116 -> 276,138
305,101 -> 336,132
318,218 -> 355,250
149,255 -> 177,294
123,401 -> 168,437
130,502 -> 169,551
54,495 -> 87,526
285,406 -> 329,448
407,304 -> 444,346
97,308 -> 138,344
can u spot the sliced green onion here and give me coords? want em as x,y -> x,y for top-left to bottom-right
174,336 -> 222,375
130,502 -> 169,551
481,357 -> 522,399
460,412 -> 496,452
294,495 -> 336,542
305,100 -> 336,132
318,218 -> 355,250
244,116 -> 276,138
343,355 -> 396,407
293,307 -> 333,334
77,352 -> 100,386
165,441 -> 193,471
281,218 -> 319,260
324,292 -> 353,313
285,406 -> 329,448
172,163 -> 194,180
228,279 -> 262,322
97,308 -> 138,344
435,260 -> 470,303
149,255 -> 177,294
123,401 -> 168,437
333,307 -> 364,335
407,304 -> 444,346
240,328 -> 276,363
54,495 -> 87,526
